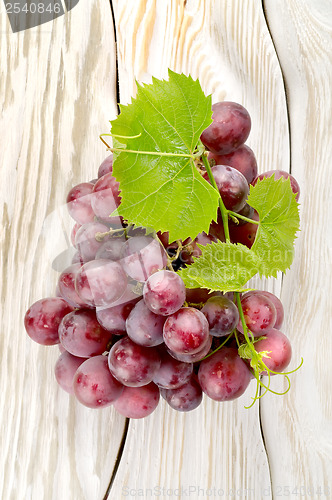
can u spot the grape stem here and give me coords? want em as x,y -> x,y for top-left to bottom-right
99,133 -> 197,160
201,154 -> 230,242
228,211 -> 259,225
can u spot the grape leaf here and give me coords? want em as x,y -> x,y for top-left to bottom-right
178,241 -> 260,292
248,176 -> 300,278
110,70 -> 219,242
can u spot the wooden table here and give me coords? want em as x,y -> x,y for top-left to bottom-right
1,1 -> 331,499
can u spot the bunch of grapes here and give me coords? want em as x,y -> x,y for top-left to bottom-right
24,101 -> 300,418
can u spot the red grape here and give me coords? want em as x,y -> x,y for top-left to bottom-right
201,296 -> 239,337
54,351 -> 87,394
163,307 -> 210,355
254,328 -> 292,374
95,236 -> 126,261
253,170 -> 300,201
153,349 -> 193,389
57,263 -> 91,308
75,221 -> 110,262
121,236 -> 168,282
96,301 -> 137,336
208,144 -> 257,184
71,222 -> 82,247
203,165 -> 249,212
24,297 -> 74,346
229,209 -> 259,248
238,294 -> 277,337
126,299 -> 166,346
143,270 -> 186,316
59,309 -> 112,357
75,259 -> 127,307
97,154 -> 113,178
180,232 -> 216,265
108,337 -> 161,387
66,182 -> 95,225
167,334 -> 212,363
73,355 -> 124,408
91,172 -> 121,223
200,101 -> 251,155
242,290 -> 284,330
113,382 -> 160,419
198,347 -> 252,401
160,376 -> 202,412
185,288 -> 222,305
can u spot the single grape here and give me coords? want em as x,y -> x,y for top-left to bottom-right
75,221 -> 110,262
253,328 -> 292,374
167,334 -> 212,363
153,349 -> 193,389
163,307 -> 210,355
97,154 -> 113,178
200,101 -> 251,155
229,209 -> 259,248
160,376 -> 202,412
253,170 -> 300,201
24,297 -> 74,346
201,296 -> 239,337
75,259 -> 127,307
95,236 -> 126,261
121,236 -> 168,282
143,270 -> 186,316
73,355 -> 124,408
198,347 -> 252,401
208,144 -> 257,184
54,351 -> 87,394
59,309 -> 112,357
108,337 -> 161,387
66,182 -> 95,225
126,299 -> 166,346
113,382 -> 160,419
242,290 -> 284,329
96,300 -> 137,335
57,263 -> 91,308
238,294 -> 277,337
203,165 -> 249,212
91,172 -> 121,223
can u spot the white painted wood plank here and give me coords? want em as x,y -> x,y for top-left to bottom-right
262,0 -> 332,498
261,1 -> 332,497
108,1 -> 290,497
0,3 -> 127,499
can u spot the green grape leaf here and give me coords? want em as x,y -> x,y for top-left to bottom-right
178,241 -> 260,292
248,176 -> 300,278
110,70 -> 219,242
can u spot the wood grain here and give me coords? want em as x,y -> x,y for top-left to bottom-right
1,0 -> 331,498
261,0 -> 332,496
0,3 -> 127,499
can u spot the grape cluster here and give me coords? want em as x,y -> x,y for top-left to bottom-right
24,101 -> 300,418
